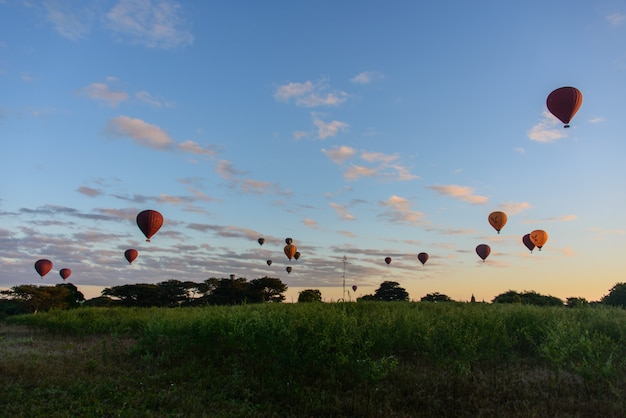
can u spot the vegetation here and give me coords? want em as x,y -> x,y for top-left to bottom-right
298,289 -> 323,302
358,280 -> 409,301
2,302 -> 626,416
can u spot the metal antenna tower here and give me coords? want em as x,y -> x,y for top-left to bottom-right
342,255 -> 347,301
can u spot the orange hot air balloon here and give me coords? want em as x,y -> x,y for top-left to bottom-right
488,211 -> 507,234
417,252 -> 429,266
475,244 -> 491,262
35,259 -> 53,278
284,244 -> 297,260
385,257 -> 392,265
286,266 -> 292,274
546,87 -> 583,128
136,210 -> 163,242
522,234 -> 535,253
258,238 -> 265,246
266,259 -> 272,266
125,249 -> 138,264
529,230 -> 548,250
59,268 -> 72,281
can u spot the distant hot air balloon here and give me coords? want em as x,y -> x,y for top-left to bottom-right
475,244 -> 491,262
546,87 -> 583,128
266,259 -> 272,266
284,244 -> 297,260
352,285 -> 358,292
488,211 -> 507,234
230,274 -> 236,280
136,210 -> 163,242
59,268 -> 71,281
286,266 -> 292,274
285,237 -> 293,245
125,249 -> 138,264
530,230 -> 548,250
385,257 -> 392,265
417,252 -> 429,266
522,234 -> 535,253
34,259 -> 53,278
258,238 -> 265,246
294,251 -> 301,261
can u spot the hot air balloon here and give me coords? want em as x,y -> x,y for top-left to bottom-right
59,268 -> 71,281
488,211 -> 507,234
266,259 -> 272,266
294,251 -> 301,261
286,266 -> 292,274
284,244 -> 297,260
546,87 -> 583,128
136,210 -> 163,242
34,259 -> 53,278
285,237 -> 293,245
417,252 -> 429,266
258,238 -> 265,246
522,234 -> 535,253
475,244 -> 491,262
230,274 -> 236,280
385,257 -> 392,265
530,230 -> 548,250
352,285 -> 357,292
125,249 -> 138,264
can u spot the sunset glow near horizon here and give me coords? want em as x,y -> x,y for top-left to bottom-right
2,1 -> 626,303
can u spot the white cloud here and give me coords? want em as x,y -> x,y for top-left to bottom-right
606,12 -> 626,26
379,195 -> 425,225
350,71 -> 383,84
215,160 -> 243,180
344,164 -> 378,181
135,90 -> 173,107
313,116 -> 349,139
427,184 -> 488,205
44,1 -> 93,41
176,140 -> 217,156
528,111 -> 567,143
106,116 -> 174,149
106,0 -> 194,49
322,145 -> 357,164
274,79 -> 347,108
499,201 -> 532,215
79,82 -> 129,107
330,202 -> 356,220
303,218 -> 318,229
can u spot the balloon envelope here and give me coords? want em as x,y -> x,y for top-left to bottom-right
285,237 -> 293,245
266,259 -> 272,266
35,259 -> 53,278
385,257 -> 392,265
284,244 -> 297,260
286,266 -> 292,274
294,251 -> 301,260
125,249 -> 138,264
488,211 -> 507,233
258,238 -> 265,246
530,230 -> 548,250
59,268 -> 71,281
352,285 -> 357,292
417,252 -> 429,266
136,210 -> 163,242
522,234 -> 535,253
546,87 -> 583,128
475,244 -> 491,261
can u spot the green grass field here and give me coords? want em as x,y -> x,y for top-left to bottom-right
2,302 -> 626,417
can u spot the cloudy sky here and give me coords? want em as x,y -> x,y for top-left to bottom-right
2,0 -> 626,302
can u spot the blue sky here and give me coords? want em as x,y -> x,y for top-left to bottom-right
2,0 -> 626,302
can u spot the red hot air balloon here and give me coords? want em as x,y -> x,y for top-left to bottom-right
35,259 -> 53,278
385,257 -> 392,265
136,210 -> 163,242
522,234 -> 535,253
475,244 -> 491,262
352,285 -> 357,292
284,244 -> 297,260
546,87 -> 583,128
417,252 -> 429,266
59,268 -> 72,281
125,249 -> 138,264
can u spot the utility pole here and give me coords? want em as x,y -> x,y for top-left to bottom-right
342,255 -> 347,301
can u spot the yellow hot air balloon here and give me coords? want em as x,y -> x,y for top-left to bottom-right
284,244 -> 297,260
488,211 -> 507,234
529,230 -> 548,250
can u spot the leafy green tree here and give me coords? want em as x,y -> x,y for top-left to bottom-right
102,283 -> 164,307
492,290 -> 523,304
4,285 -> 73,314
601,283 -> 626,307
566,297 -> 589,308
373,281 -> 409,302
492,290 -> 563,306
56,283 -> 85,307
247,277 -> 287,303
203,277 -> 249,305
420,292 -> 453,302
298,289 -> 322,303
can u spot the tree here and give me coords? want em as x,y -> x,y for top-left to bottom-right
492,290 -> 563,306
566,297 -> 589,308
601,283 -> 626,307
420,292 -> 453,302
247,277 -> 287,303
298,289 -> 322,303
4,285 -> 73,314
372,281 -> 409,302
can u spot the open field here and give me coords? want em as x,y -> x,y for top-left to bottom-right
2,302 -> 626,417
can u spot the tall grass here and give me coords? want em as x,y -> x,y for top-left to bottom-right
5,302 -> 626,416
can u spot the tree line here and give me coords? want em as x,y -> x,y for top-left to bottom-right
3,279 -> 626,316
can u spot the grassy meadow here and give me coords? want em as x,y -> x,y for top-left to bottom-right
2,302 -> 626,417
